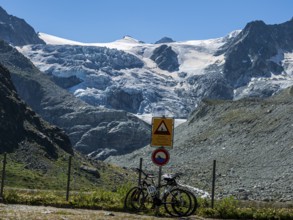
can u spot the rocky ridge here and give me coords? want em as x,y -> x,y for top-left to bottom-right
0,7 -> 45,46
0,63 -> 72,168
0,64 -> 137,187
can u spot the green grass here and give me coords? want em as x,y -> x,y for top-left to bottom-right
2,185 -> 134,211
1,153 -> 293,219
0,152 -> 136,191
2,189 -> 293,219
197,197 -> 293,219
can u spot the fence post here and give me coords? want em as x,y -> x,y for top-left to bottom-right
0,153 -> 7,201
211,159 -> 216,208
66,155 -> 72,201
138,158 -> 143,186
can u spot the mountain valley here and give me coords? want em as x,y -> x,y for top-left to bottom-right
0,6 -> 292,202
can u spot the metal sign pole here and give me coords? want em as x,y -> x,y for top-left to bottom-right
155,165 -> 162,215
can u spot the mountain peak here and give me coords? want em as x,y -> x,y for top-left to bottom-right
155,37 -> 175,44
243,20 -> 267,34
0,6 -> 45,46
119,35 -> 142,44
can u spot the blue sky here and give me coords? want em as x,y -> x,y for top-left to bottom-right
0,0 -> 292,43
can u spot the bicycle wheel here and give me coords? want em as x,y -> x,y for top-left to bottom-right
129,187 -> 146,211
141,188 -> 155,211
164,188 -> 192,217
124,186 -> 145,211
124,187 -> 140,211
185,190 -> 198,216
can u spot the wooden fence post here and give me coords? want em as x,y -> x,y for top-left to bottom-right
66,155 -> 72,201
0,153 -> 7,200
211,159 -> 216,208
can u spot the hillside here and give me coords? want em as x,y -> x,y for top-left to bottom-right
0,64 -> 134,190
107,87 -> 293,202
0,63 -> 72,157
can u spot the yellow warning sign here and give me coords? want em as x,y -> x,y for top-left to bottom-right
151,117 -> 174,148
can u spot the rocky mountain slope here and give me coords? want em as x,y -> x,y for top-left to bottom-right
15,18 -> 293,119
0,7 -> 45,46
0,65 -> 135,188
0,63 -> 72,162
220,18 -> 293,99
107,88 -> 293,202
0,38 -> 150,160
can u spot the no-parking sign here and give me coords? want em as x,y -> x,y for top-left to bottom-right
151,148 -> 170,166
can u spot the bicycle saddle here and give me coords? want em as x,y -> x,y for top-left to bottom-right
162,172 -> 183,181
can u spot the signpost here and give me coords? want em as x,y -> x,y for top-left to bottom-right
151,117 -> 174,148
150,116 -> 174,215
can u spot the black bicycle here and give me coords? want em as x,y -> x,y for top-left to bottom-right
124,168 -> 198,217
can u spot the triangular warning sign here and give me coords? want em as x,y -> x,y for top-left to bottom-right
154,121 -> 170,135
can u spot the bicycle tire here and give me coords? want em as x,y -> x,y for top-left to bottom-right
130,187 -> 146,211
163,188 -> 192,217
140,187 -> 155,211
124,187 -> 141,211
185,190 -> 198,216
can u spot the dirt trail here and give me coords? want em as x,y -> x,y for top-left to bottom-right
0,204 -> 204,220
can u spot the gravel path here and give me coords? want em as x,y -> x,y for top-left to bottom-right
0,204 -> 204,220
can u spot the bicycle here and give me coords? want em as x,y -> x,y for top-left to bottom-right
124,168 -> 198,217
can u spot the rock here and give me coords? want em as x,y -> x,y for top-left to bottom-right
80,165 -> 100,178
150,44 -> 179,72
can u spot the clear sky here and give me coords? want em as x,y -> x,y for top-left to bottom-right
0,0 -> 292,43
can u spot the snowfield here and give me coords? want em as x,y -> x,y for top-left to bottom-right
17,31 -> 293,119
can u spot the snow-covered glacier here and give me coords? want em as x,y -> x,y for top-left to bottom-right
17,33 -> 229,119
17,27 -> 293,119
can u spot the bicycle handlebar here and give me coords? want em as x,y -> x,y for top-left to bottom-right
135,168 -> 155,178
136,168 -> 184,181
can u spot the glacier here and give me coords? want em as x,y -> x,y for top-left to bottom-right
17,31 -> 293,119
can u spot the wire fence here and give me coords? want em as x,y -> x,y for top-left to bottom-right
0,153 -> 107,201
0,153 -> 292,205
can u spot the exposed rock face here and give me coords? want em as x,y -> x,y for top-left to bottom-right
50,75 -> 83,89
220,18 -> 293,88
155,37 -> 175,44
0,64 -> 73,157
0,7 -> 45,46
105,87 -> 144,113
150,44 -> 179,72
0,39 -> 150,160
